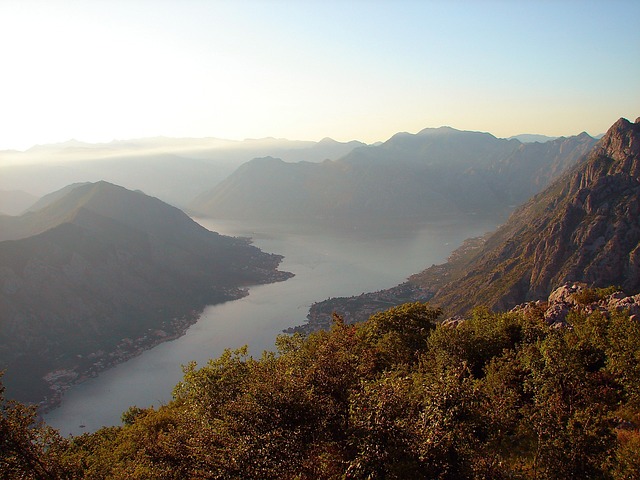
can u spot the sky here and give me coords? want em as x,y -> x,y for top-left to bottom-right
0,0 -> 639,150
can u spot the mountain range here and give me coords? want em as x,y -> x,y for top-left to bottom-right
422,116 -> 640,314
0,181 -> 291,404
0,137 -> 366,209
0,120 -> 629,404
190,127 -> 596,227
302,117 -> 640,329
2,120 -> 639,478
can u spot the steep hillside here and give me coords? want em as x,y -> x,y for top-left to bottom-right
484,132 -> 595,206
190,127 -> 595,226
420,117 -> 640,314
0,182 -> 292,405
23,182 -> 91,213
7,293 -> 640,478
299,118 -> 636,329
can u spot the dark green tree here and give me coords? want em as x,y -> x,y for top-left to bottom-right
0,373 -> 72,479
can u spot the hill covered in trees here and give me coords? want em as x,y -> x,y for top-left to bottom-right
2,286 -> 640,478
0,182 -> 291,406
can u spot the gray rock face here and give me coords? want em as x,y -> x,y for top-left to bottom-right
514,283 -> 640,327
425,117 -> 640,315
547,283 -> 584,306
441,316 -> 466,327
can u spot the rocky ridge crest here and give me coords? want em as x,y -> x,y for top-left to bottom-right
424,117 -> 640,314
511,283 -> 640,327
442,283 -> 640,329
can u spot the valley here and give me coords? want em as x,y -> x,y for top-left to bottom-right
3,117 -> 640,478
2,1 -> 638,476
43,216 -> 495,435
0,120 -> 622,428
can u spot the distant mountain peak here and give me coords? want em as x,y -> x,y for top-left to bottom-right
507,133 -> 559,143
416,126 -> 460,136
318,137 -> 339,145
27,138 -> 94,152
247,156 -> 286,165
25,182 -> 91,214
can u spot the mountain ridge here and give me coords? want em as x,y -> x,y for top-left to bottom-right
0,136 -> 367,209
419,117 -> 640,314
0,181 -> 292,406
190,128 -> 596,226
299,117 -> 639,330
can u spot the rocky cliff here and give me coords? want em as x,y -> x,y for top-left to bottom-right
422,117 -> 640,314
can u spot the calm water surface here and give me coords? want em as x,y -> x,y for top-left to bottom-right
44,218 -> 495,436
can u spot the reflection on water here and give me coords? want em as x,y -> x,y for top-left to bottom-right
44,218 -> 495,436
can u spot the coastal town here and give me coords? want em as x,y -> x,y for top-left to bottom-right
38,311 -> 204,413
286,282 -> 434,335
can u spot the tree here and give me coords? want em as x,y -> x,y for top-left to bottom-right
357,302 -> 441,368
0,373 -> 72,479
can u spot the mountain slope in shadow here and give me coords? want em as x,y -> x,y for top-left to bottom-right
0,181 -> 292,405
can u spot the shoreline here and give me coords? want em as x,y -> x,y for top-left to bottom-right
37,289 -> 249,416
35,261 -> 293,418
285,282 -> 434,335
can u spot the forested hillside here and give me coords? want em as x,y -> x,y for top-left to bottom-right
2,287 -> 640,479
0,182 -> 291,406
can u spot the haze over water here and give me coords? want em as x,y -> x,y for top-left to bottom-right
44,217 -> 495,436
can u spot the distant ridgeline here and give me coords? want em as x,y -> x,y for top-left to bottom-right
0,136 -> 367,209
0,181 -> 292,406
302,117 -> 640,329
190,127 -> 596,226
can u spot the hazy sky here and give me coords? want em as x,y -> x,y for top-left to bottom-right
1,0 -> 639,150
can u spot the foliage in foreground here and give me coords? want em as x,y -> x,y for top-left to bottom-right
2,301 -> 640,479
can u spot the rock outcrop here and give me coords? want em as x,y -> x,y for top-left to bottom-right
511,283 -> 640,327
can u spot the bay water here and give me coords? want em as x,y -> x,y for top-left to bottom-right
44,218 -> 494,436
